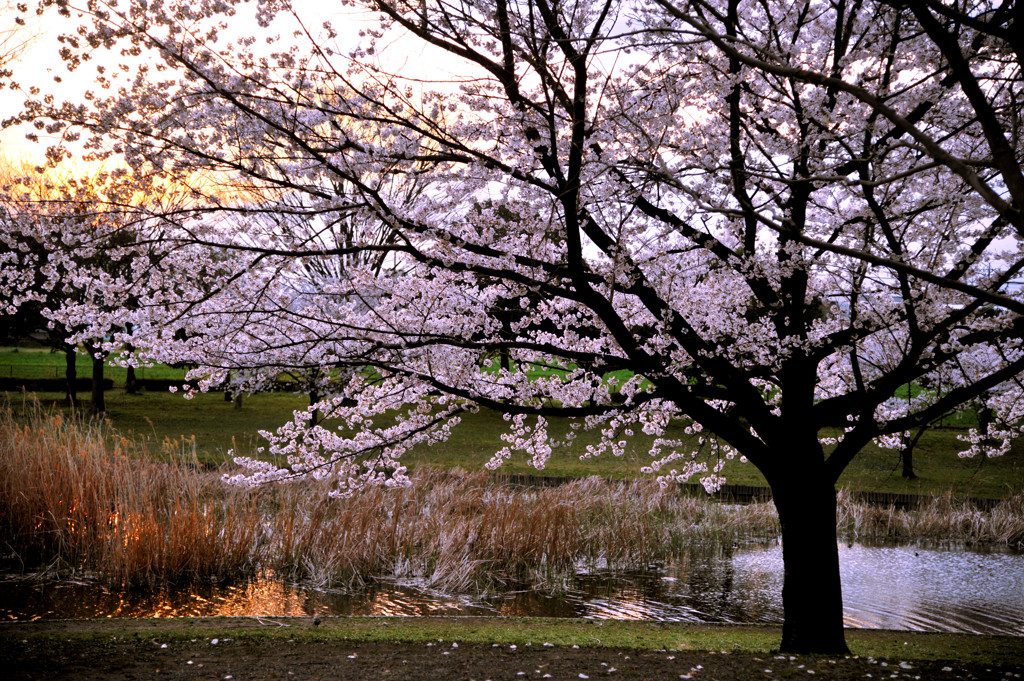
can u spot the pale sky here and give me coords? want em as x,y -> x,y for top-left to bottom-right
0,1 -> 473,166
1,3 -> 62,160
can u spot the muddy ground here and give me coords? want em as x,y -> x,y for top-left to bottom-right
3,623 -> 1022,681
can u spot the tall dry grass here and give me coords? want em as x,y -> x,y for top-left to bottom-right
0,403 -> 261,586
264,470 -> 783,591
2,400 -> 1021,593
836,488 -> 1024,546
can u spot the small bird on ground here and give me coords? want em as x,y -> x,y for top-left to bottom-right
312,615 -> 321,626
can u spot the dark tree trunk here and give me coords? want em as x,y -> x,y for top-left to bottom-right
901,446 -> 917,479
309,388 -> 320,428
771,475 -> 850,655
125,324 -> 138,394
978,405 -> 993,434
978,404 -> 994,459
900,426 -> 926,479
64,346 -> 78,407
90,354 -> 105,415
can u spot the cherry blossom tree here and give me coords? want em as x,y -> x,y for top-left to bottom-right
6,0 -> 1023,653
0,162 -> 142,410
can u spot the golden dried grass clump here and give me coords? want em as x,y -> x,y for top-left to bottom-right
0,401 -> 779,590
0,402 -> 261,586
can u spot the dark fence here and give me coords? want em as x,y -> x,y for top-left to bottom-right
0,362 -> 186,393
490,473 -> 1003,510
0,377 -> 114,392
0,376 -> 292,393
0,363 -> 179,380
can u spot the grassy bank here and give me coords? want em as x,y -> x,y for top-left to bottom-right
2,404 -> 1021,592
3,616 -> 1023,664
6,389 -> 1024,499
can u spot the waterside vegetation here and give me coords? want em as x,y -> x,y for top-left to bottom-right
2,404 -> 1021,593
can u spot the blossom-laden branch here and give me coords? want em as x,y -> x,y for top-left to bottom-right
4,0 -> 1023,498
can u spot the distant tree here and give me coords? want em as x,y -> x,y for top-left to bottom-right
0,160 -> 82,404
0,161 -> 145,413
11,0 -> 1024,654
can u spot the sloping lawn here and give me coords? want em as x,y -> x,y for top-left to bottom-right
6,387 -> 1022,498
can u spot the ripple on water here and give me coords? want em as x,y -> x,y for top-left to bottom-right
1,542 -> 1021,635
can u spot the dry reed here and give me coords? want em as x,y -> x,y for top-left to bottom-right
263,470 -> 783,591
0,402 -> 261,586
836,488 -> 1024,546
2,400 -> 1021,593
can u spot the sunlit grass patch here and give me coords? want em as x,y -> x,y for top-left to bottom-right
5,617 -> 1023,667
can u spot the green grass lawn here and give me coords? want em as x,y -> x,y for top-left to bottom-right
405,410 -> 1024,498
0,346 -> 186,384
4,617 -> 1023,666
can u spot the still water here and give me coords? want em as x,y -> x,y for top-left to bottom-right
2,542 -> 1021,636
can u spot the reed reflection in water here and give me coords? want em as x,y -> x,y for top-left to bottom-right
3,541 -> 1021,635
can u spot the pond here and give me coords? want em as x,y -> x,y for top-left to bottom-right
2,541 -> 1021,636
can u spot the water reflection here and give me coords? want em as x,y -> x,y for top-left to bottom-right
837,543 -> 1024,635
1,542 -> 1021,636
